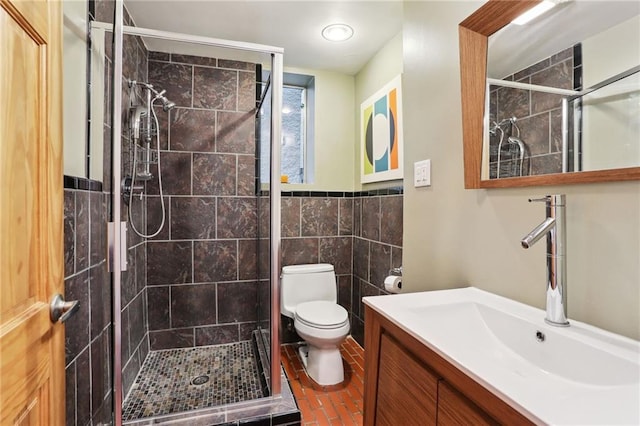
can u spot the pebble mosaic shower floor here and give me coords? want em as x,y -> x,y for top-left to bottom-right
122,341 -> 265,421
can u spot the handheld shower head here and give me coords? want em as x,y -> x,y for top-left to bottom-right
159,96 -> 176,111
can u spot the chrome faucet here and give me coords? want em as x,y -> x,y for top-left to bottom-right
521,194 -> 569,327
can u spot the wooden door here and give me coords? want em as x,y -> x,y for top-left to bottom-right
0,0 -> 65,424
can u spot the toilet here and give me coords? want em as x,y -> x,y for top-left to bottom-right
281,263 -> 350,386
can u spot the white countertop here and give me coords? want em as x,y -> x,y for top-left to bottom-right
364,287 -> 640,426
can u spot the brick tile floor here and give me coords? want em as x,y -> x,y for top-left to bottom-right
281,337 -> 365,426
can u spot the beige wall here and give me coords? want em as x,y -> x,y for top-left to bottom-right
402,1 -> 640,340
354,32 -> 404,191
63,0 -> 88,178
283,66 -> 355,192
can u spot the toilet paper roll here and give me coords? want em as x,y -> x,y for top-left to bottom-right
384,275 -> 402,294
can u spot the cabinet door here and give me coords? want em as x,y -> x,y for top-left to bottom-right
375,333 -> 438,425
437,381 -> 498,426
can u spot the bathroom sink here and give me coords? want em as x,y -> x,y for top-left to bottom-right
364,287 -> 640,425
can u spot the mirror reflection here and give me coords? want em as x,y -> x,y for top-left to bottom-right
483,1 -> 640,180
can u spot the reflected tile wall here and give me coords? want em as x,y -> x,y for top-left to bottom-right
489,44 -> 581,178
146,52 -> 259,351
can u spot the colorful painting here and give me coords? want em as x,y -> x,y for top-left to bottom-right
361,75 -> 403,183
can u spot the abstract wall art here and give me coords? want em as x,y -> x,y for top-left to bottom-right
361,75 -> 403,183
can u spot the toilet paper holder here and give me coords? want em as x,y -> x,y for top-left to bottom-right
388,266 -> 403,277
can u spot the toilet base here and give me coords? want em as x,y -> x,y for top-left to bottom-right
298,344 -> 344,386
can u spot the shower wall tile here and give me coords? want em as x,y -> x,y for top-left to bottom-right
238,239 -> 258,281
148,151 -> 192,195
149,328 -> 194,350
217,281 -> 259,323
238,71 -> 257,112
155,106 -> 169,150
170,108 -> 216,152
195,324 -> 240,346
192,153 -> 237,196
147,241 -> 193,285
193,67 -> 238,110
171,197 -> 216,240
64,190 -> 75,277
90,263 -> 110,339
217,197 -> 258,239
75,191 -> 90,271
75,348 -> 92,426
64,271 -> 90,366
146,196 -> 170,241
171,284 -> 218,328
147,286 -> 170,331
281,198 -> 301,238
171,53 -> 217,67
194,240 -> 238,283
149,51 -> 169,61
520,113 -> 551,156
148,61 -> 193,108
218,59 -> 256,71
237,154 -> 256,197
216,111 -> 256,154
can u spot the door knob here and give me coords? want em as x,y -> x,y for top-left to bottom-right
50,294 -> 80,323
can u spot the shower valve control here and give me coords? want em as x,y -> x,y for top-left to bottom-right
414,159 -> 431,187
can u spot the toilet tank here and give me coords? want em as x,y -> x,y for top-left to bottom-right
281,263 -> 337,318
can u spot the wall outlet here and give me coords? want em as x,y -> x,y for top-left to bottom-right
414,159 -> 431,187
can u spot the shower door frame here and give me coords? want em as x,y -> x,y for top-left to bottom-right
103,2 -> 283,423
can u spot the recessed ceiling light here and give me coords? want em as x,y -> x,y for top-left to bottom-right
321,24 -> 354,42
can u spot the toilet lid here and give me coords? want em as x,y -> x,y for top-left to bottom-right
295,301 -> 348,329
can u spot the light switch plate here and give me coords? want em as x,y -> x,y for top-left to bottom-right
414,159 -> 431,187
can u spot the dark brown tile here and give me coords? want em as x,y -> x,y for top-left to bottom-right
170,108 -> 216,152
353,237 -> 370,281
380,195 -> 403,246
149,51 -> 170,61
352,278 -> 362,318
353,198 -> 362,237
90,191 -> 106,266
76,348 -> 92,426
550,47 -> 573,65
75,191 -> 90,271
497,86 -> 530,121
154,105 -> 169,150
192,153 -> 236,195
129,292 -> 146,348
258,196 -> 270,238
193,67 -> 237,110
370,242 -> 392,289
171,53 -> 217,67
90,263 -> 110,340
194,240 -> 237,282
95,0 -> 115,24
514,57 -> 550,81
238,239 -> 257,281
337,275 -> 352,313
392,247 -> 403,270
216,111 -> 255,154
147,241 -> 193,285
301,198 -> 338,237
146,196 -> 170,241
217,197 -> 257,238
149,328 -> 194,350
90,333 -> 109,417
237,155 -> 256,196
550,108 -> 563,153
147,151 -> 192,195
339,198 -> 353,236
148,61 -> 193,108
195,324 -> 239,346
64,271 -> 90,365
319,237 -> 352,275
171,284 -> 217,327
281,197 -> 300,237
147,286 -> 170,331
531,60 -> 572,114
64,190 -> 75,277
520,113 -> 551,156
531,152 -> 563,175
171,197 -> 216,240
281,238 -> 319,266
361,197 -> 380,241
217,281 -> 259,323
65,364 -> 76,425
122,34 -> 138,81
218,59 -> 256,71
122,349 -> 141,395
238,71 -> 257,112
359,281 -> 380,321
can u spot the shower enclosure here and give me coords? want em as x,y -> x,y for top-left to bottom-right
91,1 -> 288,423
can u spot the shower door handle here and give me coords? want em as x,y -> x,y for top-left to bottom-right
50,294 -> 80,323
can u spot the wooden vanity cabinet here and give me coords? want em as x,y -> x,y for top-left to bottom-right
364,305 -> 533,426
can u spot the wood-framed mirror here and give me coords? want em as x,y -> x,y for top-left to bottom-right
459,0 -> 640,189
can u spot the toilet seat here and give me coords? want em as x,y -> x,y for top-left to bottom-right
295,301 -> 348,329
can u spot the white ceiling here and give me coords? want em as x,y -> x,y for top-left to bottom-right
124,0 -> 403,75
